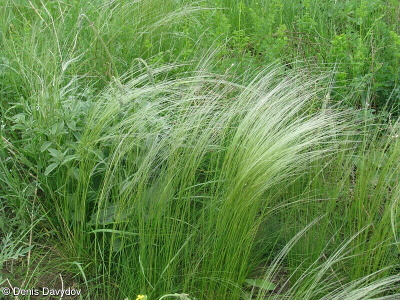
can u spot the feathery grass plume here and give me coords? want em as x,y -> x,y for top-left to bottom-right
252,221 -> 400,300
259,108 -> 400,299
71,62 -> 347,299
0,0 -> 208,258
1,1 -> 399,299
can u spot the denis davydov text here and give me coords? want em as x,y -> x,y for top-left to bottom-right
1,286 -> 81,297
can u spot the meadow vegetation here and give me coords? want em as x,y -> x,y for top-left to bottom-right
0,0 -> 399,299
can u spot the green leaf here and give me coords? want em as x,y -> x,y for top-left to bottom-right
90,149 -> 104,161
61,154 -> 78,165
40,141 -> 53,152
66,120 -> 77,131
244,279 -> 276,291
88,204 -> 117,225
112,237 -> 123,252
44,162 -> 59,176
47,148 -> 63,159
89,229 -> 139,236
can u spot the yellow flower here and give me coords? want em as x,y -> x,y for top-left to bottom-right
136,295 -> 147,300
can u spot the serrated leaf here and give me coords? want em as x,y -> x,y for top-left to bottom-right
44,162 -> 59,176
244,279 -> 276,291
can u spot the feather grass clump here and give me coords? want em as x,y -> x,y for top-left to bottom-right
68,64 -> 349,299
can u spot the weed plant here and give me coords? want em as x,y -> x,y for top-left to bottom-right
199,0 -> 400,112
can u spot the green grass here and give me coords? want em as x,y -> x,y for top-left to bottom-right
203,0 -> 400,113
1,0 -> 399,299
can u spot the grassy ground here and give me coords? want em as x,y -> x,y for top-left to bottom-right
0,0 -> 399,299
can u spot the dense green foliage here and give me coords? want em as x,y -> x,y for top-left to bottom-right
0,0 -> 399,299
207,0 -> 400,112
